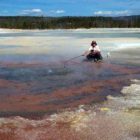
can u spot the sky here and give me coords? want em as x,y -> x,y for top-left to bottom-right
0,0 -> 140,17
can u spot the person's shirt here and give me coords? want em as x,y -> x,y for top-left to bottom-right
88,45 -> 101,53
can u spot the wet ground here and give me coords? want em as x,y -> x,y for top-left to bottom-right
0,59 -> 139,118
0,29 -> 139,140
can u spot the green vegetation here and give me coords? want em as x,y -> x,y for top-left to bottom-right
0,15 -> 140,29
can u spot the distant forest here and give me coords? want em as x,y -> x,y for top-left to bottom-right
0,16 -> 140,29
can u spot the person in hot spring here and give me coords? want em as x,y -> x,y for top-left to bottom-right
83,40 -> 103,62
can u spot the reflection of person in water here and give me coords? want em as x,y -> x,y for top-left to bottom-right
83,40 -> 103,62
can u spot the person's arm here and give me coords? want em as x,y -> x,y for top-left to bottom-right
82,51 -> 89,56
83,46 -> 93,56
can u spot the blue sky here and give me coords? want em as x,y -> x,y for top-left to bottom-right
0,0 -> 140,16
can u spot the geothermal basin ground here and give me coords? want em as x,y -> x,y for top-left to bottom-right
0,28 -> 139,140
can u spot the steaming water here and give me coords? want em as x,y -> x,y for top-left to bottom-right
0,28 -> 140,140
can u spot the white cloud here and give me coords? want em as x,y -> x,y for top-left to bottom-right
31,9 -> 42,13
94,11 -> 112,15
21,9 -> 43,15
55,10 -> 65,14
94,10 -> 130,16
20,9 -> 65,16
49,10 -> 65,14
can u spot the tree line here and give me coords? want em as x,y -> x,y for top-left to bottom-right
0,16 -> 139,29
